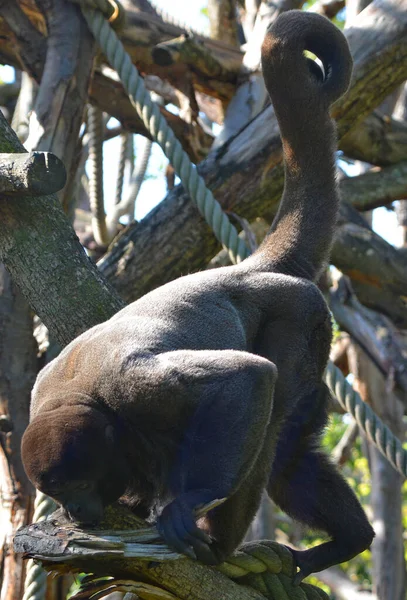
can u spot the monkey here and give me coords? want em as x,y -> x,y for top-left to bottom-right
21,10 -> 374,583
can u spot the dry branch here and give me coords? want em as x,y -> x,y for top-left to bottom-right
0,3 -> 214,164
332,207 -> 407,327
0,152 -> 66,195
341,110 -> 407,165
340,161 -> 407,211
330,276 -> 407,397
0,0 -> 243,102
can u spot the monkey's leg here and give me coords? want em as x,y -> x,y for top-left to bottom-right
156,349 -> 277,564
199,419 -> 279,561
268,444 -> 375,584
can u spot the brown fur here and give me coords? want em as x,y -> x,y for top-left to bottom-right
22,11 -> 373,582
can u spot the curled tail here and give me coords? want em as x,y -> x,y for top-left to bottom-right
249,11 -> 353,280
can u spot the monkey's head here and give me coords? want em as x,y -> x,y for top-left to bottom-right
22,404 -> 130,525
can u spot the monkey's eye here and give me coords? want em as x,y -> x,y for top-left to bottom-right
47,479 -> 62,493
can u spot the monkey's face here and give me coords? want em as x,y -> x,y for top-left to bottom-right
21,405 -> 130,525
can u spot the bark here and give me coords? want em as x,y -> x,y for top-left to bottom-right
0,111 -> 124,347
331,422 -> 359,466
10,72 -> 37,144
309,0 -> 345,19
0,0 -> 46,81
0,4 -> 214,164
90,73 -> 214,164
22,0 -> 95,212
341,110 -> 407,166
109,5 -> 244,101
332,209 -> 407,327
98,0 -> 407,317
208,0 -> 240,47
340,161 -> 407,211
347,347 -> 406,600
330,276 -> 407,396
0,152 -> 66,196
0,264 -> 37,600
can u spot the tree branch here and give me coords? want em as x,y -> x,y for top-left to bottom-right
208,0 -> 240,46
330,276 -> 407,396
332,206 -> 407,327
340,161 -> 407,211
341,110 -> 407,166
0,111 -> 124,346
0,152 -> 66,195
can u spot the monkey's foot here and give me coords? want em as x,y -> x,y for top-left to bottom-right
284,547 -> 311,586
157,492 -> 220,565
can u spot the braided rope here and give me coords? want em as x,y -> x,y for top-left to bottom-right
115,132 -> 130,206
70,0 -> 249,264
325,362 -> 407,478
87,104 -> 109,245
125,136 -> 152,215
22,493 -> 56,600
220,541 -> 329,599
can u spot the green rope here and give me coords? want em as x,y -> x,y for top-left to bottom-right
325,362 -> 407,478
22,493 -> 56,600
115,131 -> 130,206
218,541 -> 329,599
87,104 -> 109,245
69,0 -> 249,264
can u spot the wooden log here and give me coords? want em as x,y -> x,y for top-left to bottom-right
0,152 -> 66,196
13,507 -> 265,600
152,35 -> 235,82
340,161 -> 407,211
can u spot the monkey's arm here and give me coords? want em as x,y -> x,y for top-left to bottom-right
154,350 -> 277,564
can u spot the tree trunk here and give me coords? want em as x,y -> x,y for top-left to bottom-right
0,264 -> 37,600
347,347 -> 406,600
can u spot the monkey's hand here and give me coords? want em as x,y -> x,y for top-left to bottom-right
157,490 -> 221,565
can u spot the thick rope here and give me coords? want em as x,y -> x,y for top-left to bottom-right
22,493 -> 56,600
69,0 -> 249,264
218,541 -> 329,599
124,136 -> 152,215
87,103 -> 109,245
106,135 -> 152,239
115,132 -> 130,206
325,362 -> 407,478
